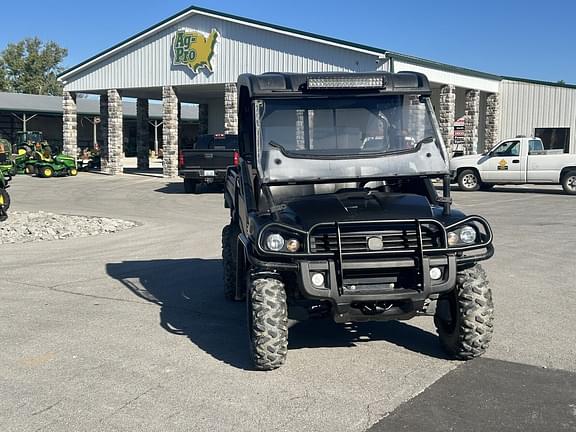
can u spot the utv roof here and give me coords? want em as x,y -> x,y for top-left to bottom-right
237,72 -> 431,98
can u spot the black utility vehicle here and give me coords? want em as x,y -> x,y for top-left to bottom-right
179,133 -> 238,193
222,72 -> 495,370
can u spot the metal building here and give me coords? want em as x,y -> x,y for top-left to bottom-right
58,5 -> 576,177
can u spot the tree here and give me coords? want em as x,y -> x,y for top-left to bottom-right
0,37 -> 68,95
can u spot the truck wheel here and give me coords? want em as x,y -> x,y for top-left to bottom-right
222,223 -> 242,301
561,170 -> 576,195
457,169 -> 481,191
435,264 -> 494,359
0,188 -> 10,211
183,179 -> 198,194
248,278 -> 288,370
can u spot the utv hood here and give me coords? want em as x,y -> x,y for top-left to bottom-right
274,191 -> 433,231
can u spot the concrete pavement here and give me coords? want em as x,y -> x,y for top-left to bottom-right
1,174 -> 574,431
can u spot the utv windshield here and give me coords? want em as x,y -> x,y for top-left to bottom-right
256,95 -> 449,183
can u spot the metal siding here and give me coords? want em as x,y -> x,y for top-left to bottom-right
392,60 -> 500,93
500,80 -> 576,153
63,14 -> 379,93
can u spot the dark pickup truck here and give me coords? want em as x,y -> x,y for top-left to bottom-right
179,134 -> 238,193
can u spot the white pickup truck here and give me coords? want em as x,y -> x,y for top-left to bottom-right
450,137 -> 576,194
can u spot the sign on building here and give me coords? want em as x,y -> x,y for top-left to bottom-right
172,29 -> 219,73
453,116 -> 465,156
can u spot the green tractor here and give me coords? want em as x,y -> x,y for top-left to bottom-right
0,170 -> 10,222
0,139 -> 17,180
35,151 -> 78,178
16,131 -> 44,155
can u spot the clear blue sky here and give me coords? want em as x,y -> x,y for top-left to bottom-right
1,0 -> 574,83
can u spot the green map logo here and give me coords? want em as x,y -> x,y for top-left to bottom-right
172,29 -> 218,73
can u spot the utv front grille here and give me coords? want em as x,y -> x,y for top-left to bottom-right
309,221 -> 443,254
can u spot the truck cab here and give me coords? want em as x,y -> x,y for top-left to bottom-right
223,72 -> 495,370
451,137 -> 576,194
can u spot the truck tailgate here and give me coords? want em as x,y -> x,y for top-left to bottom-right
181,149 -> 235,169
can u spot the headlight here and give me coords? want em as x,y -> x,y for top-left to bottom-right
266,233 -> 285,251
447,225 -> 477,246
286,238 -> 301,253
459,226 -> 477,244
447,231 -> 459,246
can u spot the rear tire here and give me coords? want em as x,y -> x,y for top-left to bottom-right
0,188 -> 10,211
248,278 -> 288,370
435,264 -> 494,359
222,223 -> 242,301
457,169 -> 481,191
69,168 -> 78,176
183,179 -> 198,194
561,170 -> 576,195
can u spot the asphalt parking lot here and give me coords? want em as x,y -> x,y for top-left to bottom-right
1,173 -> 575,432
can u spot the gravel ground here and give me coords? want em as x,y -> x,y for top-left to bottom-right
0,211 -> 137,244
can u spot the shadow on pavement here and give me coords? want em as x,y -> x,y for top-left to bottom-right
489,186 -> 566,195
123,167 -> 164,178
154,183 -> 224,195
106,258 -> 448,370
449,185 -> 565,195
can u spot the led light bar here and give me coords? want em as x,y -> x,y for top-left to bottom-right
307,75 -> 385,89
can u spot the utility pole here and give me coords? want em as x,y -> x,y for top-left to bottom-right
12,113 -> 38,132
83,116 -> 101,148
149,119 -> 163,156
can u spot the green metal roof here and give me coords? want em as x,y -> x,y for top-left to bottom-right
501,75 -> 576,89
387,52 -> 502,81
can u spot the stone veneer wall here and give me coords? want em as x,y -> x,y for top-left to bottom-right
224,83 -> 238,135
405,95 -> 426,141
62,92 -> 77,156
136,98 -> 150,169
99,94 -> 108,165
102,89 -> 123,175
439,85 -> 456,155
162,86 -> 179,178
464,89 -> 480,154
484,93 -> 500,151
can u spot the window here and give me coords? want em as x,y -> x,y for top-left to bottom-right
258,95 -> 436,157
493,141 -> 520,157
528,139 -> 544,154
535,128 -> 570,153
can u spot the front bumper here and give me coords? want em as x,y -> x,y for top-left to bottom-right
244,216 -> 494,322
179,169 -> 227,183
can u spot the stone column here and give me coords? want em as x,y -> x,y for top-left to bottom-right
136,98 -> 149,169
162,86 -> 179,178
296,110 -> 305,150
484,93 -> 500,151
102,89 -> 123,175
406,95 -> 426,140
224,83 -> 238,135
464,89 -> 480,154
439,85 -> 456,155
62,91 -> 77,156
198,103 -> 209,135
98,94 -> 108,155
